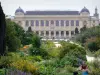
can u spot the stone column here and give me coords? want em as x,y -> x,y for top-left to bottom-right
54,31 -> 56,39
69,31 -> 71,38
59,31 -> 61,39
44,31 -> 46,39
49,31 -> 51,39
64,31 -> 66,39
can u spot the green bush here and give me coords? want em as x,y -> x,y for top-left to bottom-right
0,69 -> 5,75
0,56 -> 13,68
88,42 -> 99,52
88,60 -> 100,75
6,19 -> 21,52
10,59 -> 39,74
76,26 -> 100,44
59,41 -> 86,59
60,55 -> 78,67
65,65 -> 76,73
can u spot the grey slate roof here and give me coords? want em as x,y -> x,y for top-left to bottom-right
25,11 -> 80,15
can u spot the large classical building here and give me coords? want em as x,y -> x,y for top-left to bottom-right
14,7 -> 99,39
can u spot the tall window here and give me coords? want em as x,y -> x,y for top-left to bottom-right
56,31 -> 59,36
31,20 -> 34,26
61,20 -> 64,26
61,31 -> 64,36
25,20 -> 29,26
71,20 -> 74,26
46,31 -> 49,36
66,20 -> 69,26
46,20 -> 49,26
41,20 -> 44,26
56,20 -> 59,26
36,20 -> 39,26
76,20 -> 79,26
51,31 -> 54,36
66,31 -> 69,35
51,20 -> 54,24
71,31 -> 74,35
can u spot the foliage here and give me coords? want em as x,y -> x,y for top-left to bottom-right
0,69 -> 5,75
32,34 -> 41,48
75,27 -> 79,34
84,37 -> 100,52
76,26 -> 100,44
60,55 -> 78,67
88,60 -> 100,75
6,19 -> 21,52
22,32 -> 34,45
0,56 -> 13,68
10,59 -> 39,74
27,26 -> 32,32
65,65 -> 76,73
95,37 -> 100,48
59,41 -> 86,59
80,25 -> 87,32
13,22 -> 25,44
94,49 -> 100,57
87,42 -> 99,51
38,58 -> 80,75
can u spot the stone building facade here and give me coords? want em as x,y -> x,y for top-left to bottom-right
14,7 -> 99,39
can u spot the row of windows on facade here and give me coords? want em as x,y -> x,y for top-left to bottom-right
34,31 -> 75,36
25,20 -> 79,26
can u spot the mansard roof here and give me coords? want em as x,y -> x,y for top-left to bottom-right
25,11 -> 80,15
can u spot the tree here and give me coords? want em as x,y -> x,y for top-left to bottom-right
27,26 -> 32,32
75,27 -> 79,34
14,22 -> 25,42
76,26 -> 100,44
80,25 -> 87,32
76,26 -> 100,52
6,19 -> 21,52
32,34 -> 41,48
0,3 -> 6,55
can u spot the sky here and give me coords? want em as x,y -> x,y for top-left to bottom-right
0,0 -> 100,16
